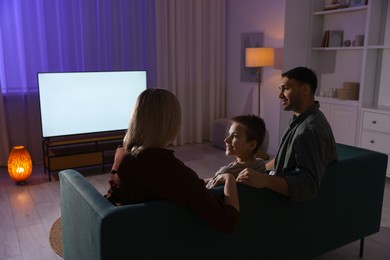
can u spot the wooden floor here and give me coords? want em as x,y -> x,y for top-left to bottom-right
0,142 -> 389,260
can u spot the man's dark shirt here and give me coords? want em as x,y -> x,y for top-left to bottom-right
274,101 -> 338,201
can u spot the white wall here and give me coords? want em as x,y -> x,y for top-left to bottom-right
226,0 -> 286,155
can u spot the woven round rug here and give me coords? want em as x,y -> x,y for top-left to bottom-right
49,217 -> 63,257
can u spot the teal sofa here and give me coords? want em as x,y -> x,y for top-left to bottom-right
59,144 -> 388,260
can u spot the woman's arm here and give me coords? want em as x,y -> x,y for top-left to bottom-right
207,173 -> 240,212
223,174 -> 240,212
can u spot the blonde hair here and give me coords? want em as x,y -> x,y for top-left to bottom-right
123,88 -> 181,155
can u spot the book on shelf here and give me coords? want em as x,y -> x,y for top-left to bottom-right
322,30 -> 330,48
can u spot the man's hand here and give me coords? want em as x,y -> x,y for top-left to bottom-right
236,168 -> 290,197
236,168 -> 266,188
266,158 -> 275,171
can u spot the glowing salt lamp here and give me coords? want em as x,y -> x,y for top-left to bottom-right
8,146 -> 33,184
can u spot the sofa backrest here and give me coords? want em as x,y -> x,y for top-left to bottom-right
59,143 -> 388,260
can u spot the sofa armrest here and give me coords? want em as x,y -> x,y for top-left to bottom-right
59,170 -> 115,260
302,144 -> 388,258
60,170 -> 225,260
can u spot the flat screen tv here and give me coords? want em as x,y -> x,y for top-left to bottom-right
38,71 -> 147,138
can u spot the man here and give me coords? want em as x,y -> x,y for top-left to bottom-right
236,67 -> 338,201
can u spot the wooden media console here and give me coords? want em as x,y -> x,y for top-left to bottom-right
42,131 -> 125,181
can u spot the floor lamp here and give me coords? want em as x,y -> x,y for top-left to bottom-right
245,47 -> 274,160
245,47 -> 275,116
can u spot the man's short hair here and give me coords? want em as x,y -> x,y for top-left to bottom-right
282,67 -> 318,94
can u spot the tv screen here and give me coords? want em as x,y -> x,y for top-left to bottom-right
38,71 -> 147,138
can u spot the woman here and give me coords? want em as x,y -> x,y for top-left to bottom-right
104,88 -> 239,233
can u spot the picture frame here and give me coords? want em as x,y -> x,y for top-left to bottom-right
349,0 -> 367,7
240,32 -> 264,82
329,30 -> 344,47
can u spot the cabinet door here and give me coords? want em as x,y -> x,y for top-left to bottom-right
331,105 -> 357,145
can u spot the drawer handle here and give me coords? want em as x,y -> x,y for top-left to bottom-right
370,140 -> 375,144
372,120 -> 377,124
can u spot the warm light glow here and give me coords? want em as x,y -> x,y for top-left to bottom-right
245,48 -> 274,67
8,146 -> 33,183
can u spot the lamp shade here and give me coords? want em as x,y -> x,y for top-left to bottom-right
8,146 -> 32,183
245,48 -> 274,67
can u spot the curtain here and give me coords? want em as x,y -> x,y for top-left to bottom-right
0,0 -> 157,165
0,22 -> 10,166
0,84 -> 9,166
155,0 -> 226,145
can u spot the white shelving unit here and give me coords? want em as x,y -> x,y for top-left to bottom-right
309,1 -> 368,146
283,0 -> 390,175
359,1 -> 390,176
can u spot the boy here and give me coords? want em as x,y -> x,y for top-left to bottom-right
206,115 -> 266,188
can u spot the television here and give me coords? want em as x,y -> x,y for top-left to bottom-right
38,71 -> 147,138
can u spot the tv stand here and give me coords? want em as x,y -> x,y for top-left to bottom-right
42,131 -> 125,181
